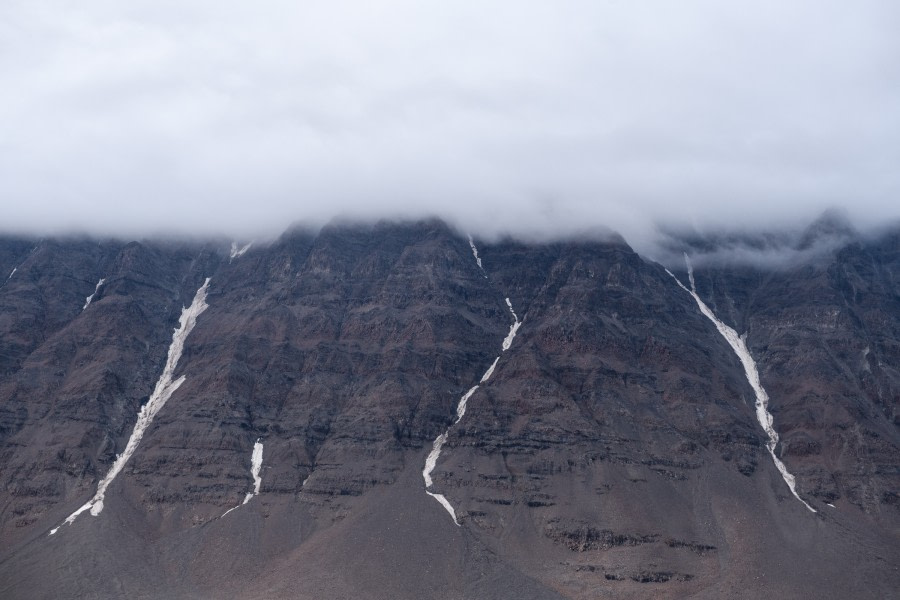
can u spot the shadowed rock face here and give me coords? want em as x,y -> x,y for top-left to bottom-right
0,219 -> 897,600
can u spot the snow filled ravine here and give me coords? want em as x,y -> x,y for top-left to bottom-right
50,278 -> 212,535
468,235 -> 486,276
221,439 -> 264,518
229,241 -> 253,261
667,256 -> 816,513
422,242 -> 523,524
82,278 -> 105,310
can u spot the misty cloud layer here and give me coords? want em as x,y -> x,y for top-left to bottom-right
2,0 -> 898,252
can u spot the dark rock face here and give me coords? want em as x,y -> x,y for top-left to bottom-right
678,221 -> 900,516
0,219 -> 897,599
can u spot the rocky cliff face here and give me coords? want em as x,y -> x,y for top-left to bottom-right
674,216 -> 900,516
0,219 -> 897,599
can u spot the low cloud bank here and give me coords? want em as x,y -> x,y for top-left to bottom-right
1,1 -> 897,253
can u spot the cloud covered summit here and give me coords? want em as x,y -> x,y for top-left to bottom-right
2,0 -> 898,248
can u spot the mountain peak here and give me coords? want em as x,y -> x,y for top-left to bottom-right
798,208 -> 856,249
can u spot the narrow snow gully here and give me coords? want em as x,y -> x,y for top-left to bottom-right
222,438 -> 264,518
229,241 -> 253,262
422,240 -> 524,525
82,278 -> 105,310
50,278 -> 212,535
502,298 -> 521,351
244,439 -> 264,504
3,245 -> 39,288
468,235 -> 486,276
666,256 -> 816,513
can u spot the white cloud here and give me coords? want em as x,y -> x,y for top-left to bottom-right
1,0 -> 898,250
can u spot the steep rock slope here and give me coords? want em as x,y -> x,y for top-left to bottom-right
0,219 -> 896,599
679,220 -> 899,518
0,238 -> 216,533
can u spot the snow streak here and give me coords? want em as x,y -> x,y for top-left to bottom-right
467,235 -> 485,274
667,256 -> 816,513
243,439 -> 264,505
221,438 -> 264,518
423,431 -> 458,525
82,278 -> 106,310
4,245 -> 39,286
423,261 -> 523,525
480,357 -> 500,385
454,385 -> 481,423
51,278 -> 211,535
502,298 -> 521,351
230,241 -> 253,261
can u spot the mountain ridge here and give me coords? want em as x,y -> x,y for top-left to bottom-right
0,217 -> 897,599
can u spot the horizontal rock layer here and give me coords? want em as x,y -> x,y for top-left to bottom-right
0,218 -> 897,599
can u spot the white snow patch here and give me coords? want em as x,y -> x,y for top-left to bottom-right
50,278 -> 211,535
505,297 -> 519,322
467,235 -> 485,274
667,257 -> 816,513
481,357 -> 500,384
6,246 -> 41,285
455,385 -> 480,423
230,241 -> 253,261
422,432 -> 459,525
221,438 -> 265,518
82,278 -> 106,310
242,439 -> 264,504
827,503 -> 835,508
502,321 -> 521,352
501,298 -> 522,351
426,491 -> 459,524
423,432 -> 448,490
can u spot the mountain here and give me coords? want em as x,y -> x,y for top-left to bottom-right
0,218 -> 897,599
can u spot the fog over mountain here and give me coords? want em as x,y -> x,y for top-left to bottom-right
3,5 -> 900,596
2,0 -> 898,249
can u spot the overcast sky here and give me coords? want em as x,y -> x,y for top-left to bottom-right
2,0 -> 898,249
